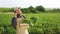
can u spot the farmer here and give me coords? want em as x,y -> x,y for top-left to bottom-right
11,7 -> 25,29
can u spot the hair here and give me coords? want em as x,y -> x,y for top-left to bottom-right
14,7 -> 23,18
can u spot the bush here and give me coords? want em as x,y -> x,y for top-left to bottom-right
30,17 -> 37,24
0,27 -> 5,34
22,19 -> 30,24
29,27 -> 43,34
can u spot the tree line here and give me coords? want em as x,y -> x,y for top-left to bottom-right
21,6 -> 45,13
0,5 -> 60,13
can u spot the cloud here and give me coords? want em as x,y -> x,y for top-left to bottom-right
0,0 -> 60,8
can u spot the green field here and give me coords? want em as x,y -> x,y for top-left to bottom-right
0,13 -> 60,25
0,13 -> 60,34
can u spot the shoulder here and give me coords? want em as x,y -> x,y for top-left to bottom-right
12,17 -> 17,20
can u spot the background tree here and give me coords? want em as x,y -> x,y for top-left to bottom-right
21,8 -> 30,13
35,5 -> 45,12
28,6 -> 37,13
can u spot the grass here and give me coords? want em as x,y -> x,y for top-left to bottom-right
0,13 -> 60,25
0,13 -> 60,34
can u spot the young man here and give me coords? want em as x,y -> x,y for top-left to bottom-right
11,7 -> 25,29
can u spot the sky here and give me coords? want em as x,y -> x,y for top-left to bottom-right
0,0 -> 60,8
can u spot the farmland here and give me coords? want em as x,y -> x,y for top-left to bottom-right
0,13 -> 60,34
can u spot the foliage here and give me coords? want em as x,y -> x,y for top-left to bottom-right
35,5 -> 45,12
0,13 -> 60,34
46,8 -> 60,13
0,6 -> 60,13
30,17 -> 37,23
22,19 -> 30,24
0,8 -> 13,12
21,8 -> 30,13
28,6 -> 37,13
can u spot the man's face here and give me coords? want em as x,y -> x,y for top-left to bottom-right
14,10 -> 20,14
